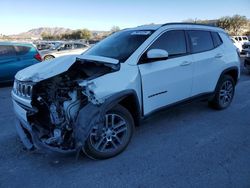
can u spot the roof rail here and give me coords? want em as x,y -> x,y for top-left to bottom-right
161,22 -> 218,28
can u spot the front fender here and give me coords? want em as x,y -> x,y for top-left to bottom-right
74,89 -> 136,149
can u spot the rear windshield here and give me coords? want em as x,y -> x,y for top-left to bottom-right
85,30 -> 153,62
0,45 -> 16,57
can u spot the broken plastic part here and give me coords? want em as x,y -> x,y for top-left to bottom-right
81,81 -> 104,105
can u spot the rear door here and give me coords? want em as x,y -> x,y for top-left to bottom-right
0,45 -> 18,82
188,30 -> 224,96
138,30 -> 194,115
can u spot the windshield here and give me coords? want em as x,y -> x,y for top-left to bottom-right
84,30 -> 153,62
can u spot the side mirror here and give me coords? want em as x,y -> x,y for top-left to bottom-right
146,49 -> 168,61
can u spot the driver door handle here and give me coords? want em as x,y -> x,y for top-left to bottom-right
180,61 -> 192,66
215,53 -> 223,58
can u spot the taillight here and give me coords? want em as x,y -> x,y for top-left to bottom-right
34,53 -> 42,62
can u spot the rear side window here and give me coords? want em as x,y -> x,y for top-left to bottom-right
14,46 -> 31,56
211,32 -> 223,47
149,30 -> 187,57
0,45 -> 16,57
188,30 -> 214,53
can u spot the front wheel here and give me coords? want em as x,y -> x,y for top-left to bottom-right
84,105 -> 134,159
209,75 -> 235,110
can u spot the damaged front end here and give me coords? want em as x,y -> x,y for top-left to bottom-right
12,56 -> 122,153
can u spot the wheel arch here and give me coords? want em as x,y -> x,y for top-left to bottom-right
44,54 -> 55,60
217,66 -> 239,87
118,90 -> 142,127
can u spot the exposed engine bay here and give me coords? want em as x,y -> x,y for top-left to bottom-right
24,59 -> 120,152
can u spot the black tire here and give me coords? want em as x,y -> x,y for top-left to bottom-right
209,75 -> 235,110
44,55 -> 54,61
84,104 -> 134,159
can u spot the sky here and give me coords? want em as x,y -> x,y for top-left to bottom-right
0,0 -> 249,35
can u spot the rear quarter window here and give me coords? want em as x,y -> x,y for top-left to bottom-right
0,45 -> 16,57
14,45 -> 31,56
211,32 -> 223,47
188,30 -> 214,53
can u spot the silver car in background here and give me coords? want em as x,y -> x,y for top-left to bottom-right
40,42 -> 89,60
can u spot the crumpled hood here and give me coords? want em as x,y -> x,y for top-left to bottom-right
15,54 -> 119,82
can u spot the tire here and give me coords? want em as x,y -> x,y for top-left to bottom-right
84,104 -> 134,159
209,75 -> 235,110
44,55 -> 54,61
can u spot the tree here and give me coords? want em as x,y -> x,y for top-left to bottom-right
110,26 -> 120,33
80,29 -> 92,40
230,15 -> 248,35
217,15 -> 248,35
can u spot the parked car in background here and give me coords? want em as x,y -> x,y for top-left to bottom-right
34,42 -> 52,51
231,38 -> 243,53
244,49 -> 250,73
232,36 -> 249,46
242,41 -> 250,55
12,23 -> 240,159
40,42 -> 89,60
0,42 -> 42,83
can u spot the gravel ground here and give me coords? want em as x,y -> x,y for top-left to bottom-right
0,60 -> 249,188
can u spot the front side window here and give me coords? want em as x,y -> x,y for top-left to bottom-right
188,30 -> 214,53
85,30 -> 153,62
148,30 -> 187,57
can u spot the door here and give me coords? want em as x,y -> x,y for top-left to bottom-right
0,45 -> 18,82
138,30 -> 194,115
187,30 -> 224,95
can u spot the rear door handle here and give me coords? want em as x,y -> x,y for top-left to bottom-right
215,54 -> 223,58
180,61 -> 192,66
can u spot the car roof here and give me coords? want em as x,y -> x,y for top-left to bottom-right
0,42 -> 35,47
129,22 -> 225,33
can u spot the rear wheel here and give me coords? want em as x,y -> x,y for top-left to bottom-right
209,75 -> 235,110
44,55 -> 54,61
85,105 -> 134,159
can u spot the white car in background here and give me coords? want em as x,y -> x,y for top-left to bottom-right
232,36 -> 249,46
40,42 -> 89,61
231,38 -> 243,53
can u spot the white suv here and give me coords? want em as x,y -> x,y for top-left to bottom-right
12,23 -> 240,159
